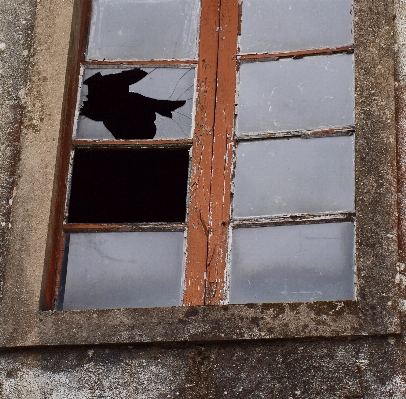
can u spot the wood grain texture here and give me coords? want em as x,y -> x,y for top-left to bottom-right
239,45 -> 354,60
205,0 -> 239,305
183,0 -> 221,305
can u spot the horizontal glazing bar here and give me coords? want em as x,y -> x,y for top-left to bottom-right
72,139 -> 193,148
235,127 -> 354,141
238,46 -> 353,62
231,211 -> 355,228
82,60 -> 199,66
63,223 -> 186,232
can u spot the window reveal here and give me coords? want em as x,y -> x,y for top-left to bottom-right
45,0 -> 356,310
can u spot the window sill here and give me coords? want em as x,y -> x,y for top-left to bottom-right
0,300 -> 399,348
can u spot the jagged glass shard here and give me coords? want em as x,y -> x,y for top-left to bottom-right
76,67 -> 195,140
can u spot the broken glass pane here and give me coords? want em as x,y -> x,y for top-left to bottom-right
60,231 -> 184,310
75,67 -> 195,140
87,0 -> 200,61
239,0 -> 353,54
236,54 -> 354,135
229,222 -> 355,304
233,136 -> 354,217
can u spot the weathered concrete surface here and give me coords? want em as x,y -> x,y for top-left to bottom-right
0,0 -> 78,345
0,0 -> 36,298
396,0 -> 406,282
0,337 -> 404,398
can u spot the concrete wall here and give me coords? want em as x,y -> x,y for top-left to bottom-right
0,0 -> 405,397
0,338 -> 404,398
0,0 -> 36,299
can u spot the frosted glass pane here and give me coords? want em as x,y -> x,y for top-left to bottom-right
236,54 -> 354,135
229,222 -> 355,303
61,232 -> 184,310
240,0 -> 353,54
87,0 -> 200,60
76,67 -> 195,140
233,136 -> 354,217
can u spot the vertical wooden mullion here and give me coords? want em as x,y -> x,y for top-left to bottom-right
183,0 -> 222,305
205,0 -> 239,304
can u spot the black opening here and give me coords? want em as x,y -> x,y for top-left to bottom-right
67,147 -> 189,223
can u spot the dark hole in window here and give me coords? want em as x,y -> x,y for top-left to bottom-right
67,147 -> 190,223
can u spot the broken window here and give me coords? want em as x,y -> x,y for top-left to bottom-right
76,67 -> 195,140
46,0 -> 356,310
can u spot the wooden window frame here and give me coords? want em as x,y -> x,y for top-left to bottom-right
45,0 -> 357,310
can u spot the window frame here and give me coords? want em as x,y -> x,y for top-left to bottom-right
46,0 -> 359,310
45,0 -> 400,321
0,0 -> 399,348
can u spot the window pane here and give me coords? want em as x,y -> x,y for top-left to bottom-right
236,54 -> 354,135
67,148 -> 190,224
229,222 -> 355,303
87,0 -> 200,61
239,0 -> 353,54
76,67 -> 195,140
60,232 -> 185,310
233,136 -> 354,217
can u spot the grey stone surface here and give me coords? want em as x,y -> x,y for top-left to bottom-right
0,0 -> 36,298
0,337 -> 404,398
